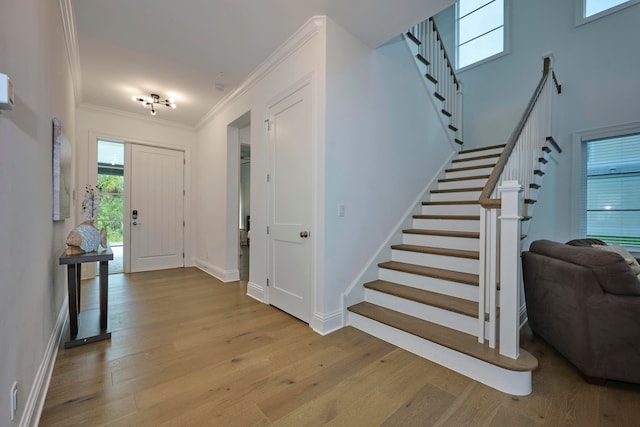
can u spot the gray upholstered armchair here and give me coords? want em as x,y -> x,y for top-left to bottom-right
522,239 -> 640,384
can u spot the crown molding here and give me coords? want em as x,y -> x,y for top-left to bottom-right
195,15 -> 326,130
59,0 -> 83,104
79,102 -> 196,131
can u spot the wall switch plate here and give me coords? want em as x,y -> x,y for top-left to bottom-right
0,74 -> 14,110
338,204 -> 345,217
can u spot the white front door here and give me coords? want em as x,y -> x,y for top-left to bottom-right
267,83 -> 313,323
130,144 -> 185,272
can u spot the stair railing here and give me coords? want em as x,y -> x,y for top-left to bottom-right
477,55 -> 562,358
407,18 -> 463,143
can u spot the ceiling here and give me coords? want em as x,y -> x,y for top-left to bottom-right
70,0 -> 454,128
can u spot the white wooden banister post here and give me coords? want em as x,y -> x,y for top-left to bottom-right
498,180 -> 523,359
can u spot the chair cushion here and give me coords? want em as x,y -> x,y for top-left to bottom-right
529,240 -> 640,296
592,244 -> 640,280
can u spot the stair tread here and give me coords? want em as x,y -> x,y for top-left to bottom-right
458,144 -> 506,155
391,244 -> 479,259
446,164 -> 496,173
364,280 -> 478,317
348,302 -> 537,372
379,261 -> 479,286
403,229 -> 480,239
423,200 -> 479,206
413,215 -> 480,220
438,174 -> 490,183
452,153 -> 501,163
431,187 -> 483,194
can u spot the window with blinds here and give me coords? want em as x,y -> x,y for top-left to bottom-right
586,133 -> 640,247
456,0 -> 505,69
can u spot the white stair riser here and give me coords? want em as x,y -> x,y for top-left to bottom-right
430,191 -> 481,202
412,218 -> 479,232
347,312 -> 533,396
438,178 -> 488,190
378,268 -> 478,301
421,204 -> 480,216
445,166 -> 494,179
391,250 -> 479,275
452,158 -> 498,168
457,148 -> 503,159
403,234 -> 479,251
365,289 -> 477,335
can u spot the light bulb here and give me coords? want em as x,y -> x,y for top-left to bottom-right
170,103 -> 176,109
150,109 -> 156,116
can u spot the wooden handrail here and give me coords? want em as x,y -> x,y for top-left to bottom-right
479,57 -> 557,209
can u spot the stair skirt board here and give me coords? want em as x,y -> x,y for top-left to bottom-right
364,289 -> 477,335
378,268 -> 478,301
430,191 -> 482,202
391,250 -> 479,275
348,312 -> 533,396
412,218 -> 480,232
403,233 -> 479,251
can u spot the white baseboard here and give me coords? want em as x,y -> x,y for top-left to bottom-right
22,299 -> 68,427
194,258 -> 239,282
246,281 -> 265,302
311,310 -> 343,336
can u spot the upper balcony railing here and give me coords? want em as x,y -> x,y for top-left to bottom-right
407,17 -> 463,145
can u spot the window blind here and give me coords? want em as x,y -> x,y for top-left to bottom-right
586,133 -> 640,246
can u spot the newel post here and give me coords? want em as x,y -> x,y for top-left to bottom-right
498,180 -> 523,359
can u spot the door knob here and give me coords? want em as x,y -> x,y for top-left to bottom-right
300,231 -> 309,238
132,221 -> 141,226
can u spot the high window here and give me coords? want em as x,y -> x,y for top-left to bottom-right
585,133 -> 640,247
456,0 -> 505,70
577,0 -> 640,25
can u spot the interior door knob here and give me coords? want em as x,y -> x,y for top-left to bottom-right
300,231 -> 309,238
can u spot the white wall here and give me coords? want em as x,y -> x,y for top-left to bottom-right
194,16 -> 455,333
443,0 -> 640,244
193,17 -> 327,299
324,21 -> 455,325
75,106 -> 197,266
0,1 -> 76,424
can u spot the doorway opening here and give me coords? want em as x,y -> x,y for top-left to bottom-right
239,140 -> 251,281
97,139 -> 125,274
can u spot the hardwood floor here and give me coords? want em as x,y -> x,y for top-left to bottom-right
41,258 -> 640,426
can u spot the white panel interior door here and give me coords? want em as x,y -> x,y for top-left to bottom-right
268,83 -> 313,323
130,144 -> 184,272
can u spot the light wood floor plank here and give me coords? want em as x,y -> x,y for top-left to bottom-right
40,263 -> 640,426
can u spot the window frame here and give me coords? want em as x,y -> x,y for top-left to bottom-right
575,0 -> 640,26
572,121 -> 640,248
455,0 -> 509,72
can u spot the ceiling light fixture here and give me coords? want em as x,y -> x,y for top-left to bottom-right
131,93 -> 176,116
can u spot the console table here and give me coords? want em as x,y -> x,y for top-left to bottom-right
59,246 -> 113,348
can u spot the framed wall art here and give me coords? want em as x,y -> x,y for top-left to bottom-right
52,118 -> 71,221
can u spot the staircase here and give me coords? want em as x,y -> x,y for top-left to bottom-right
343,16 -> 562,395
347,144 -> 538,396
